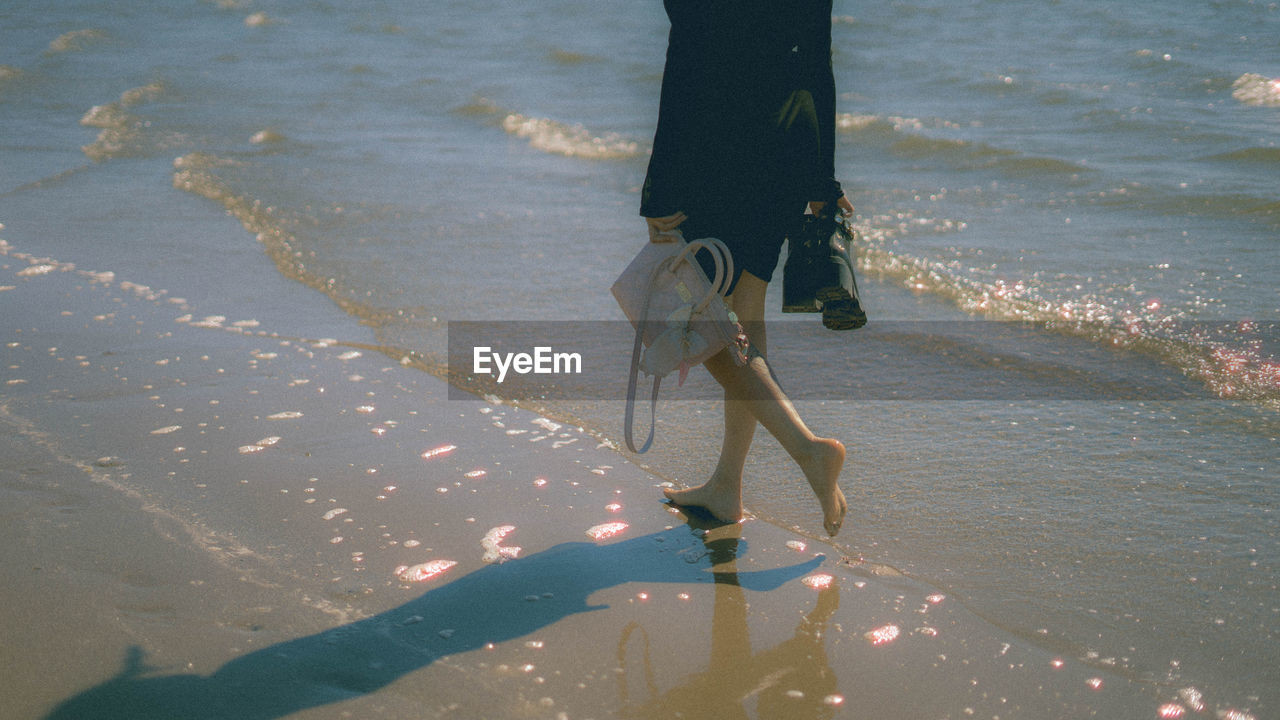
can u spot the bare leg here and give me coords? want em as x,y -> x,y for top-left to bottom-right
663,272 -> 848,536
661,337 -> 760,525
662,282 -> 766,524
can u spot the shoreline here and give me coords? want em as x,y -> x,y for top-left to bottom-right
2,227 -> 1190,719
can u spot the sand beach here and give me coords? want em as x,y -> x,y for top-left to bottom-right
0,206 -> 1213,718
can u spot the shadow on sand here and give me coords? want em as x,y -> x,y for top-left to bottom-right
46,522 -> 824,719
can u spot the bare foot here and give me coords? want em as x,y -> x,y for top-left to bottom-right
801,438 -> 847,536
662,479 -> 744,525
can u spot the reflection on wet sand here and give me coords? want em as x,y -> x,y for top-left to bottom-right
45,524 -> 822,720
617,523 -> 841,719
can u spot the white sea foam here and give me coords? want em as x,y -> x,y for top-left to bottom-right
17,264 -> 56,277
501,114 -> 643,160
1231,73 -> 1280,107
836,113 -> 963,134
531,417 -> 562,433
79,83 -> 173,162
190,316 -> 226,328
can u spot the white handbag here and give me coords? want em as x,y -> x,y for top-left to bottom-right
611,231 -> 748,453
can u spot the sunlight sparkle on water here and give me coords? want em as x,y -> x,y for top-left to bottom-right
1157,704 -> 1184,719
1177,688 -> 1204,712
464,469 -> 487,479
395,559 -> 458,583
1086,678 -> 1103,690
801,573 -> 833,590
866,624 -> 901,645
421,444 -> 457,460
481,525 -> 521,564
586,521 -> 629,540
238,436 -> 281,454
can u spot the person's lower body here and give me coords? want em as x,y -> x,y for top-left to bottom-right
663,209 -> 848,536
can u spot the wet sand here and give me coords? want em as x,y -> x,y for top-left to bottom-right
1,227 -> 1188,720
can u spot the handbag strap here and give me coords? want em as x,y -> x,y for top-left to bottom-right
624,243 -> 670,454
624,318 -> 660,453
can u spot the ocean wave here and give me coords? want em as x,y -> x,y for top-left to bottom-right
170,152 -> 397,328
852,218 -> 1280,407
451,98 -> 646,160
1231,73 -> 1280,107
893,134 -> 1089,176
453,97 -> 505,117
1092,184 -> 1280,226
836,112 -> 967,134
79,82 -> 180,162
46,29 -> 107,55
837,112 -> 1087,176
500,113 -> 645,160
1204,147 -> 1280,165
995,155 -> 1091,176
890,134 -> 1015,160
548,48 -> 600,65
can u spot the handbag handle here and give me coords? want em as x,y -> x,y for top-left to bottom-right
653,231 -> 735,298
667,237 -> 734,314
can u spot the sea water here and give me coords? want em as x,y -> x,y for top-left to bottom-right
2,0 -> 1277,714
